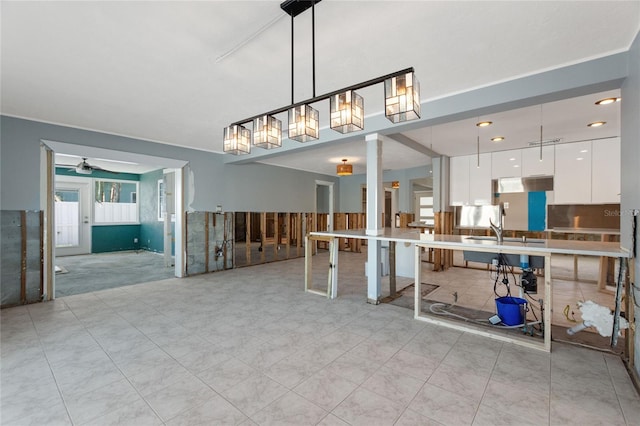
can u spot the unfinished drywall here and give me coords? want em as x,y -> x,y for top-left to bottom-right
185,211 -> 233,275
1,210 -> 42,307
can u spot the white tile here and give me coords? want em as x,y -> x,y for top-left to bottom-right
325,353 -> 381,385
221,373 -> 288,417
64,379 -> 142,425
332,387 -> 403,426
197,357 -> 258,393
428,362 -> 491,403
362,366 -> 425,405
165,393 -> 247,426
408,383 -> 478,425
78,398 -> 162,426
144,376 -> 217,421
293,369 -> 358,411
250,391 -> 327,425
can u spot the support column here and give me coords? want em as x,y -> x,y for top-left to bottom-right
366,133 -> 383,304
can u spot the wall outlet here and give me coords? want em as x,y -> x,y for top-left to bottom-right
133,237 -> 138,244
491,258 -> 499,266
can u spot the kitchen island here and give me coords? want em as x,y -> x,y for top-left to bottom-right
308,229 -> 629,352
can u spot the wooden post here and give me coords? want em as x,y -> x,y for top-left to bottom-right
20,211 -> 27,304
286,213 -> 291,259
389,241 -> 396,297
260,212 -> 266,263
204,212 -> 210,272
39,210 -> 44,299
245,212 -> 251,265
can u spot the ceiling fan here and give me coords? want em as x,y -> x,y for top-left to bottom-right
56,157 -> 119,175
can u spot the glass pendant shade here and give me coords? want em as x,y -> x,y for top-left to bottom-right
330,90 -> 364,133
253,115 -> 282,149
336,159 -> 353,176
223,124 -> 251,155
288,104 -> 319,142
384,71 -> 420,123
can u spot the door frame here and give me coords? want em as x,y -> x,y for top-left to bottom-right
41,140 -> 188,299
315,180 -> 334,232
54,177 -> 92,256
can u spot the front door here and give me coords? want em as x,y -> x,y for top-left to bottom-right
55,181 -> 91,256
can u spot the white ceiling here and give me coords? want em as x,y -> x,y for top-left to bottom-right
2,1 -> 639,175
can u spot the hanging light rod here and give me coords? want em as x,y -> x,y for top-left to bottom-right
281,0 -> 320,18
223,0 -> 420,154
230,67 -> 415,127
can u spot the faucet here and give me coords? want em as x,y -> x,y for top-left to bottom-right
489,202 -> 505,244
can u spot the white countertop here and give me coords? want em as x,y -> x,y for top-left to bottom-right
309,229 -> 629,258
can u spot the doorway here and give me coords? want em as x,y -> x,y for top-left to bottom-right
41,140 -> 187,299
55,179 -> 91,256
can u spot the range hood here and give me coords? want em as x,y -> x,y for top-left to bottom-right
493,176 -> 554,194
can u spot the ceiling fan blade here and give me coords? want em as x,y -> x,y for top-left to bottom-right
89,164 -> 119,174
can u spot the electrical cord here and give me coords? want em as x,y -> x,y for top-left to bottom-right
428,302 -> 542,331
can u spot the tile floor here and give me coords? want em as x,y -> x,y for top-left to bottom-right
1,252 -> 639,425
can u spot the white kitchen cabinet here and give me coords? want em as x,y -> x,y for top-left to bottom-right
469,153 -> 492,205
450,155 -> 470,205
591,137 -> 620,203
522,145 -> 555,177
491,150 -> 522,178
554,141 -> 592,204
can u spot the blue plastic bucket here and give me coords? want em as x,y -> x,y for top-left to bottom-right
495,297 -> 527,326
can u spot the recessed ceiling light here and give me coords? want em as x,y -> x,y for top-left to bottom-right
513,165 -> 520,168
587,121 -> 606,127
491,136 -> 505,142
595,97 -> 618,105
580,149 -> 588,153
476,121 -> 492,127
577,157 -> 584,161
509,158 -> 516,161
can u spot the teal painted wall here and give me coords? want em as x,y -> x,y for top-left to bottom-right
55,167 -> 140,181
92,225 -> 141,253
139,170 -> 174,254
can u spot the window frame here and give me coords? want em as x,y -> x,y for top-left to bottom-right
92,178 -> 140,225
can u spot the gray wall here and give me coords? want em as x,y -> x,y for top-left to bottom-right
338,165 -> 431,213
620,31 -> 640,376
0,116 -> 337,213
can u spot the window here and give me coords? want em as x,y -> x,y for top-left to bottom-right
158,180 -> 165,221
158,179 -> 175,222
415,191 -> 435,225
94,179 -> 139,224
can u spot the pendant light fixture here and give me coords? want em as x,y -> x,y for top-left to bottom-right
288,0 -> 319,142
330,90 -> 364,133
253,115 -> 282,149
336,159 -> 353,176
223,124 -> 251,155
223,0 -> 422,154
385,72 -> 420,123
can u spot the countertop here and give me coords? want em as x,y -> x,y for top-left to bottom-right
309,228 -> 629,258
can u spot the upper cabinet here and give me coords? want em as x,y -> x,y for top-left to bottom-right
522,146 -> 555,177
449,139 -> 620,207
491,150 -> 521,178
449,153 -> 492,206
470,153 -> 492,205
449,155 -> 470,206
553,141 -> 592,204
591,137 -> 621,204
